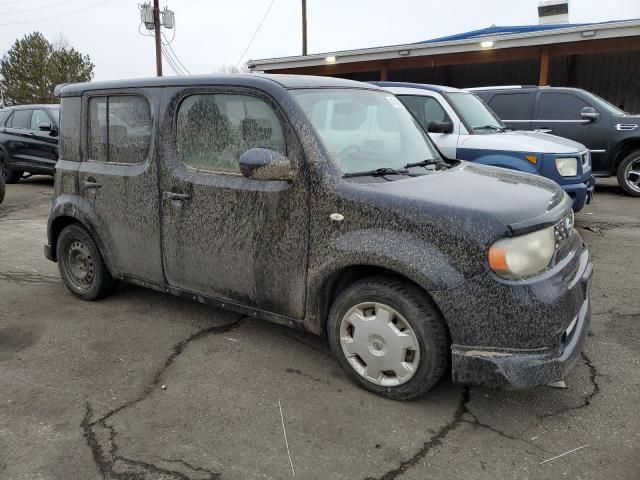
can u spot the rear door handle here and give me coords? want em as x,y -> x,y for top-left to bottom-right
535,128 -> 553,134
83,180 -> 102,189
163,191 -> 190,201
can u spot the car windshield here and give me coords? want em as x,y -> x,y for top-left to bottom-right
446,92 -> 505,133
291,88 -> 441,175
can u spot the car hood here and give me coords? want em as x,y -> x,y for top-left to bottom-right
457,130 -> 585,154
368,162 -> 571,236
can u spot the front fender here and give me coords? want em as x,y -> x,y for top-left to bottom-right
305,228 -> 470,333
457,148 -> 539,174
47,194 -> 116,275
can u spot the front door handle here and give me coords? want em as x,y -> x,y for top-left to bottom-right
83,180 -> 102,189
163,191 -> 190,201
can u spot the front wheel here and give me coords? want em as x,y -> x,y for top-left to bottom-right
617,151 -> 640,197
56,224 -> 118,300
327,276 -> 449,400
0,156 -> 22,184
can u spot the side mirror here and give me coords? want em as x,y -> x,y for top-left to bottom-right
38,122 -> 52,131
427,120 -> 454,134
239,148 -> 292,181
580,107 -> 600,122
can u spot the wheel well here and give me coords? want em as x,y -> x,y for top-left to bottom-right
49,216 -> 82,261
318,265 -> 447,335
614,139 -> 640,170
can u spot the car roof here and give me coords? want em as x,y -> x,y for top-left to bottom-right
467,85 -> 587,94
371,82 -> 462,94
56,74 -> 383,97
2,104 -> 59,110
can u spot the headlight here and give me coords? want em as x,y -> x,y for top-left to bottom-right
488,227 -> 556,279
556,157 -> 578,176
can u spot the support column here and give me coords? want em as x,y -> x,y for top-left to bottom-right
539,46 -> 550,86
380,63 -> 389,81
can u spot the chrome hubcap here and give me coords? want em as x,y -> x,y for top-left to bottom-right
66,240 -> 94,289
339,302 -> 420,387
625,158 -> 640,193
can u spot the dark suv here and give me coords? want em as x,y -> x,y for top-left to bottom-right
45,75 -> 592,399
472,86 -> 640,197
0,104 -> 60,183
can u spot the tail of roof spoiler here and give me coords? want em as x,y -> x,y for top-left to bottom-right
53,83 -> 71,97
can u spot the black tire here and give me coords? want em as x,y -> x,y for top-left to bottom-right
327,276 -> 449,400
56,224 -> 118,301
0,156 -> 22,184
0,175 -> 5,204
617,151 -> 640,197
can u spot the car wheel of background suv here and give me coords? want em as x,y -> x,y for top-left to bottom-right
327,276 -> 449,400
617,151 -> 640,197
56,224 -> 119,301
0,155 -> 23,184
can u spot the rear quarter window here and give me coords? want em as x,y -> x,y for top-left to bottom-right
60,97 -> 81,161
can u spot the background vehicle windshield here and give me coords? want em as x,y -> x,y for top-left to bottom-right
585,91 -> 627,116
447,92 -> 505,133
292,88 -> 440,174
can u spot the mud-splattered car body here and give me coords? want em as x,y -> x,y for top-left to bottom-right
45,75 -> 592,395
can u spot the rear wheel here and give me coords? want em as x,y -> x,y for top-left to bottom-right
56,224 -> 118,300
0,156 -> 22,184
327,276 -> 449,400
0,175 -> 5,204
617,151 -> 640,197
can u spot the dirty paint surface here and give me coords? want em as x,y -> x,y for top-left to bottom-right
47,74 -> 590,391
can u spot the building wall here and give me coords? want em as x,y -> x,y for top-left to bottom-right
337,51 -> 640,113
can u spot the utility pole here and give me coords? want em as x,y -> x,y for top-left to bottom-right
302,0 -> 307,55
153,0 -> 163,76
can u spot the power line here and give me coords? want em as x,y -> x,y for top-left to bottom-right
0,0 -> 110,26
0,0 -> 77,15
236,0 -> 275,67
161,45 -> 184,75
161,31 -> 190,74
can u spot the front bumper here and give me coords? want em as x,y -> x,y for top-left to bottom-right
561,175 -> 595,213
432,235 -> 593,389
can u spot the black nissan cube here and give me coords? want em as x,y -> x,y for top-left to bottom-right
45,74 -> 592,400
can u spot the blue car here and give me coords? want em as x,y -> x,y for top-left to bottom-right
376,82 -> 595,212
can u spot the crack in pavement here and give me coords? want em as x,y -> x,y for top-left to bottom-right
367,352 -> 601,479
82,316 -> 245,480
0,271 -> 61,286
538,352 -> 600,419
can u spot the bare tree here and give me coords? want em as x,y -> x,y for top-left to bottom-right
213,64 -> 249,74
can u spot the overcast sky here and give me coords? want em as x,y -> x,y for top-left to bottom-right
1,0 -> 639,81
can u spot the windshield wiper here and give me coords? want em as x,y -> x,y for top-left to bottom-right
404,158 -> 448,169
474,124 -> 504,132
343,167 -> 409,178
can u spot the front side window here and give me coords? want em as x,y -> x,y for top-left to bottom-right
176,93 -> 286,174
537,92 -> 591,120
88,95 -> 151,164
398,95 -> 451,131
446,92 -> 505,133
292,88 -> 440,174
30,109 -> 52,130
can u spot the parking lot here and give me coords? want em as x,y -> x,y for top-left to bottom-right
0,177 -> 638,480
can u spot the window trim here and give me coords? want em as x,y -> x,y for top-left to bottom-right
173,89 -> 289,177
84,92 -> 153,165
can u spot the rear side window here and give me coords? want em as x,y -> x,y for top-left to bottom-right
176,93 -> 285,174
88,95 -> 152,164
488,93 -> 535,120
399,95 -> 450,130
11,109 -> 31,129
60,97 -> 81,161
537,92 -> 591,120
